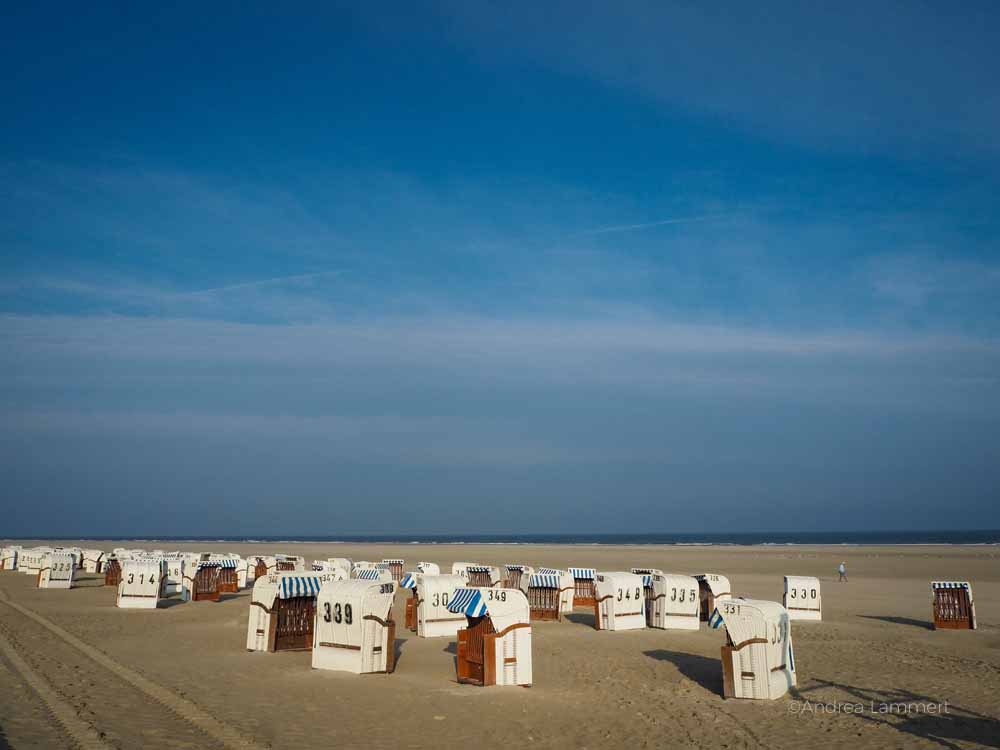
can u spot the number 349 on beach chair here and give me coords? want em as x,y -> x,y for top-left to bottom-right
450,587 -> 532,687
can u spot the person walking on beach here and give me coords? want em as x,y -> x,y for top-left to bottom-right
838,561 -> 847,582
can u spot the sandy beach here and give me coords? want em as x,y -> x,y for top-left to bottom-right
0,541 -> 997,749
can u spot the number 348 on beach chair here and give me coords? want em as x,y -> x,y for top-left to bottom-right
450,587 -> 532,687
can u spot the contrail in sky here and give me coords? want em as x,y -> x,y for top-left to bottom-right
179,270 -> 341,296
577,213 -> 734,236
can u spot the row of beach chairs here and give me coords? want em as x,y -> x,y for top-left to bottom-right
0,547 -> 978,699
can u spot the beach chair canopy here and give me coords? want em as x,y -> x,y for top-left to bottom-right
399,572 -> 418,589
570,567 -> 596,580
932,580 -> 971,592
528,573 -> 561,589
447,587 -> 529,632
695,573 -> 731,597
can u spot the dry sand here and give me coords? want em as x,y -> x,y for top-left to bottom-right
0,541 -> 997,749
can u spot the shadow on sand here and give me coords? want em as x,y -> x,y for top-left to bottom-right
643,650 -> 722,694
792,677 -> 1000,749
391,638 -> 405,671
565,611 -> 595,628
858,615 -> 934,631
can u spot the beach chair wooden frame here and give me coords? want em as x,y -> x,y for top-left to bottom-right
570,568 -> 597,608
270,595 -> 317,651
381,559 -> 405,582
218,567 -> 239,593
932,582 -> 976,630
104,559 -> 122,587
457,616 -> 496,686
192,566 -> 221,602
526,584 -> 561,621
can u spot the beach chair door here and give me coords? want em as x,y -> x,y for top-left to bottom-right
194,568 -> 220,600
468,570 -> 492,587
698,580 -> 713,622
934,587 -> 972,629
218,568 -> 238,593
574,578 -> 595,607
405,594 -> 418,631
528,586 -> 558,621
105,560 -> 122,586
457,617 -> 495,686
274,596 -> 316,651
506,570 -> 523,589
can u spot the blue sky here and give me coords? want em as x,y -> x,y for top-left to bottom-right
2,3 -> 998,535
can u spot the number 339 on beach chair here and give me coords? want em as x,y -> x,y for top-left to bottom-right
312,579 -> 397,674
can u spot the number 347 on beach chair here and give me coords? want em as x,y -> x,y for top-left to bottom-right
450,587 -> 532,687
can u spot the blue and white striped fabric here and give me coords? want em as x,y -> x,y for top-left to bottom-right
375,562 -> 391,570
279,576 -> 324,599
200,559 -> 238,568
932,581 -> 970,589
505,564 -> 525,572
569,568 -> 595,580
356,568 -> 381,580
529,574 -> 560,588
538,567 -> 559,575
311,562 -> 325,571
447,588 -> 487,618
399,573 -> 417,589
382,559 -> 404,565
642,575 -> 653,587
467,565 -> 491,573
708,608 -> 724,629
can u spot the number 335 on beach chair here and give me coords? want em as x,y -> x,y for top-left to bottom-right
451,587 -> 532,687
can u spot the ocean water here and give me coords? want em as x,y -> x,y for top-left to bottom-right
10,531 -> 1000,545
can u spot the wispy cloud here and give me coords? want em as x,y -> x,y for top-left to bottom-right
575,213 -> 735,236
175,270 -> 343,297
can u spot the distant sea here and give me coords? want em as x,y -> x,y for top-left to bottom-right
10,531 -> 1000,545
